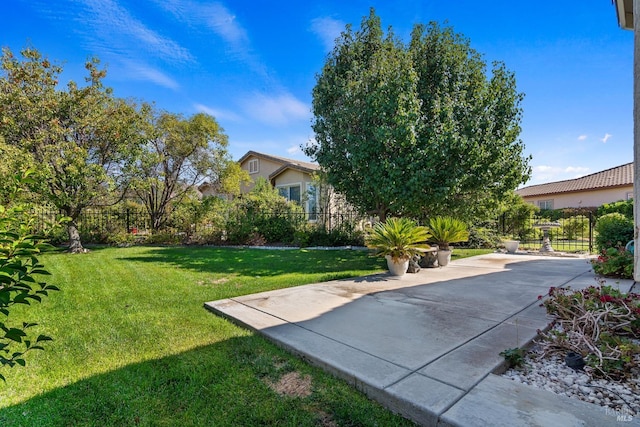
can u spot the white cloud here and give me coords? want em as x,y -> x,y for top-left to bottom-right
310,17 -> 345,52
287,145 -> 301,155
241,93 -> 310,126
601,133 -> 612,143
193,103 -> 242,122
77,0 -> 194,64
530,165 -> 590,185
202,3 -> 249,47
123,61 -> 179,90
577,134 -> 587,141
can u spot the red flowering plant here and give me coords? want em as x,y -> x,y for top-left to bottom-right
538,283 -> 640,379
591,246 -> 633,279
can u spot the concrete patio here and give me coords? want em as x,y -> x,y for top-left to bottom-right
205,253 -> 637,426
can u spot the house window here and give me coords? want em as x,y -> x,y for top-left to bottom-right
538,200 -> 553,210
278,185 -> 301,204
248,159 -> 259,174
627,192 -> 634,201
307,184 -> 317,221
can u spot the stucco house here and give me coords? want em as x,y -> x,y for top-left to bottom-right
237,151 -> 321,215
516,162 -> 633,209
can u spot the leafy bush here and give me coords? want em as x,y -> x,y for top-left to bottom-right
591,246 -> 634,279
561,216 -> 588,241
106,231 -> 139,247
597,199 -> 633,220
467,225 -> 500,248
498,193 -> 538,240
539,285 -> 640,379
594,212 -> 633,252
0,172 -> 61,381
146,231 -> 183,245
427,216 -> 469,250
365,218 -> 431,262
225,178 -> 305,245
296,222 -> 365,247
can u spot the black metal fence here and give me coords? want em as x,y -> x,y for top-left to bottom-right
34,206 -> 374,244
36,206 -> 596,252
497,209 -> 594,253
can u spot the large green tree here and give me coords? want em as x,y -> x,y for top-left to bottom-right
0,47 -> 145,252
127,111 -> 230,231
305,9 -> 531,222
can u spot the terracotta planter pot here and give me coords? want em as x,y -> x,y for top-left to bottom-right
385,255 -> 409,276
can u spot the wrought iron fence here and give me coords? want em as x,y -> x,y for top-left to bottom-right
35,205 -> 596,252
497,209 -> 594,253
33,206 -> 375,244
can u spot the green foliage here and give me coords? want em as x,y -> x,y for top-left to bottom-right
306,9 -> 530,222
499,347 -> 526,368
295,222 -> 365,247
562,216 -> 588,241
498,192 -> 538,240
226,178 -> 305,245
597,199 -> 633,220
0,172 -> 60,381
540,285 -> 640,379
0,47 -> 147,252
467,224 -> 501,249
127,110 -> 230,231
365,217 -> 431,262
591,247 -> 634,279
594,213 -> 633,252
427,216 -> 470,250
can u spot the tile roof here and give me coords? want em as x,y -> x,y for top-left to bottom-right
516,163 -> 633,197
238,150 -> 320,173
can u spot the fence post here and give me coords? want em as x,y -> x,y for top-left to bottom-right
588,211 -> 594,253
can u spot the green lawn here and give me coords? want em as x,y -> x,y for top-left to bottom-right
0,246 -> 491,426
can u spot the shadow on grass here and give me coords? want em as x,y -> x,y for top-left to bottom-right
0,335 -> 411,427
116,246 -> 386,278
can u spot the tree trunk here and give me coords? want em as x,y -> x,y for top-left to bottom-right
67,221 -> 88,253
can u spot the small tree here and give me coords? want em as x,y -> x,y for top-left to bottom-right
127,111 -> 230,231
305,9 -> 531,222
0,47 -> 146,252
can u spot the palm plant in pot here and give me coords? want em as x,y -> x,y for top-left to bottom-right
366,217 -> 432,276
427,216 -> 469,267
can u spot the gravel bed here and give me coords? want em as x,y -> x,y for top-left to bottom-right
502,343 -> 640,417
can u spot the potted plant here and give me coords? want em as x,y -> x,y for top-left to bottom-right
366,217 -> 432,276
427,216 -> 469,267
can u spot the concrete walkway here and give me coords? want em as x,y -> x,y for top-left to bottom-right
205,253 -> 637,426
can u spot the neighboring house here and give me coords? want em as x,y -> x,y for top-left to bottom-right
238,151 -> 321,216
516,163 -> 633,209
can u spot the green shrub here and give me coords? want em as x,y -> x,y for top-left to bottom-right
146,231 -> 183,245
561,216 -> 588,241
225,178 -> 305,245
106,231 -> 139,247
594,212 -> 633,252
597,199 -> 633,220
467,225 -> 500,248
0,172 -> 61,381
296,222 -> 365,247
591,246 -> 634,279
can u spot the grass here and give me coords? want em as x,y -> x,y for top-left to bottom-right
0,246 -> 492,426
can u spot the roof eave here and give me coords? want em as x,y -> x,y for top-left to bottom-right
615,0 -> 634,30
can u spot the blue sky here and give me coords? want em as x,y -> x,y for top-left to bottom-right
3,0 -> 633,186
